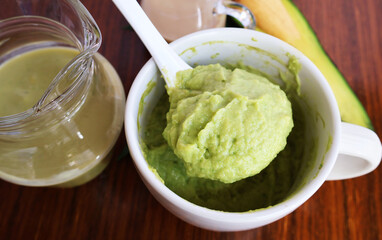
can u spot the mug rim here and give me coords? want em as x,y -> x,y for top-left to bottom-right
125,28 -> 341,225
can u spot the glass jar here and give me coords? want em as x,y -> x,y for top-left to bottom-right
0,0 -> 125,187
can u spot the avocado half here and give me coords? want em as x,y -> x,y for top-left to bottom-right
237,0 -> 373,129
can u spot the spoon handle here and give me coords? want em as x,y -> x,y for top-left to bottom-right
113,0 -> 191,87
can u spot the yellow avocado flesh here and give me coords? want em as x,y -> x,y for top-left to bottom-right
237,0 -> 373,129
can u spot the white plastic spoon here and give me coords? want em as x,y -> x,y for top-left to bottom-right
113,0 -> 191,87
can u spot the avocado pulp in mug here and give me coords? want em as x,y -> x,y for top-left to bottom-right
141,60 -> 314,212
164,64 -> 293,183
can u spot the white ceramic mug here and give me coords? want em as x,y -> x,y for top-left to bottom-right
125,28 -> 381,231
141,0 -> 255,41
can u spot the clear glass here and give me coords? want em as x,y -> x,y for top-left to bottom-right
141,0 -> 256,41
0,0 -> 125,187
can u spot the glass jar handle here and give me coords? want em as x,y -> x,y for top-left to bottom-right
214,0 -> 256,29
327,122 -> 382,180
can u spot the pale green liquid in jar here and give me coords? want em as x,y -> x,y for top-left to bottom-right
0,47 -> 78,117
0,47 -> 125,186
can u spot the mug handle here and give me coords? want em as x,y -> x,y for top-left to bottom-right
214,0 -> 256,29
327,122 -> 382,180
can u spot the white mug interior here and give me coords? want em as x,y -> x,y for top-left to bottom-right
125,28 -> 341,231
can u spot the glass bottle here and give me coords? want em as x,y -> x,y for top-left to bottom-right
0,0 -> 125,187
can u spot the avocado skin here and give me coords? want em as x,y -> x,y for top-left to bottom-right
237,0 -> 373,129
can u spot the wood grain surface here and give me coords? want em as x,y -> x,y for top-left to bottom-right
1,0 -> 382,239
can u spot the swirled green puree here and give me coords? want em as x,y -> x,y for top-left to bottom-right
164,64 -> 293,183
142,59 -> 310,212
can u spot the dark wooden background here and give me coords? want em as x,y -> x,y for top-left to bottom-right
1,0 -> 382,239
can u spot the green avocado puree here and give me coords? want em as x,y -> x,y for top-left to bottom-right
142,59 -> 310,212
164,64 -> 293,183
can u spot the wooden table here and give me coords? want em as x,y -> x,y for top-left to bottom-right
1,0 -> 381,239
